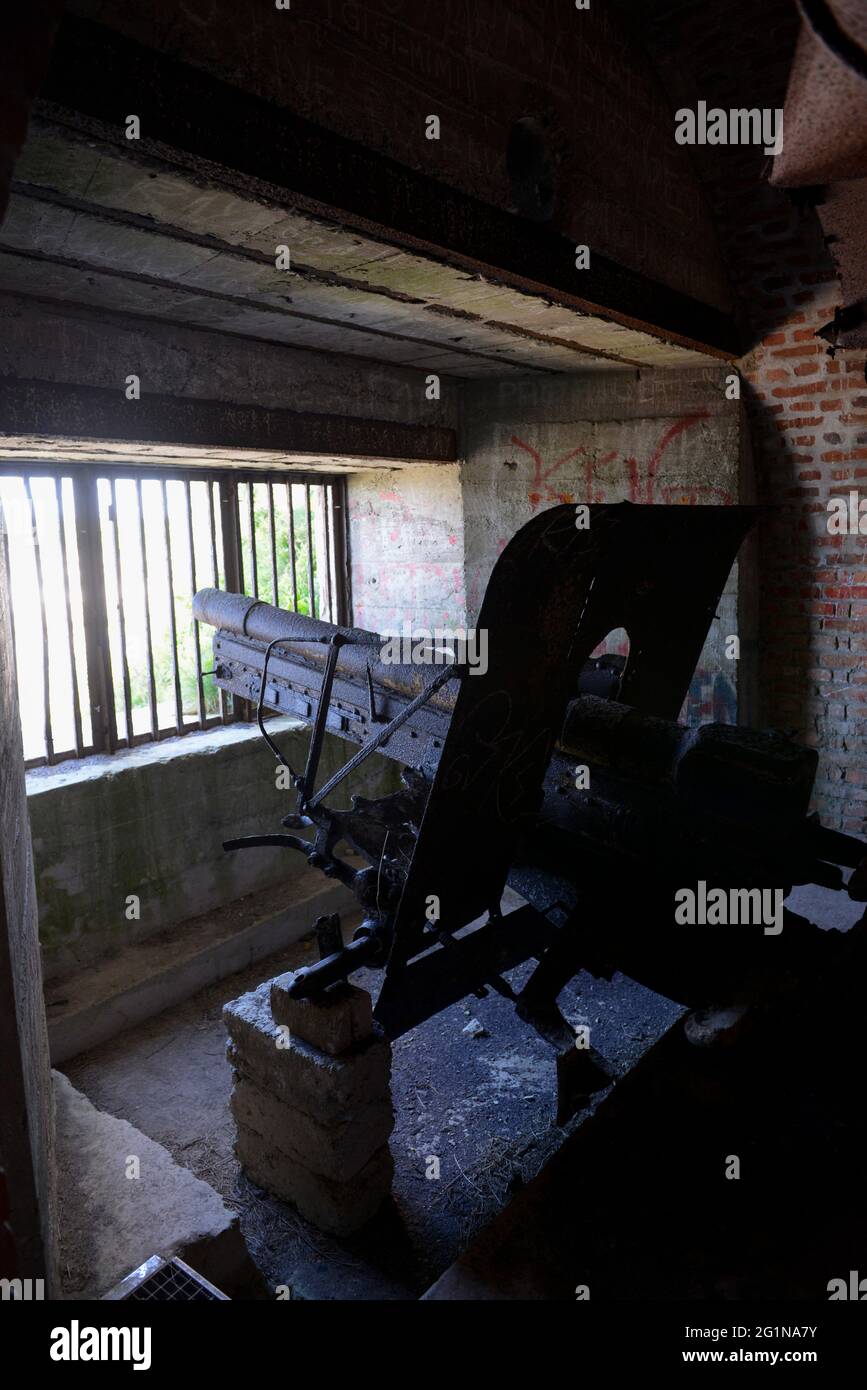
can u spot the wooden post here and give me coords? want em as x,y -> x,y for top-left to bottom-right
0,513 -> 59,1289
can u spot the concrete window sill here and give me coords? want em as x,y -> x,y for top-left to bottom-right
25,716 -> 306,795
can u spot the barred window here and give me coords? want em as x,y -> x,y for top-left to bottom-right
0,466 -> 347,767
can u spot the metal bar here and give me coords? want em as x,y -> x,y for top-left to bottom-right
299,637 -> 344,803
219,478 -> 243,592
309,662 -> 460,809
0,495 -> 20,703
255,638 -> 298,777
304,483 -> 316,619
184,478 -> 206,729
73,469 -> 116,754
375,905 -> 557,1041
330,476 -> 351,628
285,481 -> 298,611
246,480 -> 258,599
135,477 -> 158,740
24,477 -> 55,763
109,478 -> 134,747
267,481 -> 278,606
161,478 -> 183,736
207,477 -> 220,587
323,484 -> 334,623
55,475 -> 84,756
219,477 -> 247,720
206,476 -> 228,723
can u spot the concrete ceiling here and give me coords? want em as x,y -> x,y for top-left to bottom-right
2,119 -> 727,381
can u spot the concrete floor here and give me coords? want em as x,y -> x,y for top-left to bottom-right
53,1070 -> 255,1299
60,879 -> 857,1299
62,902 -> 681,1298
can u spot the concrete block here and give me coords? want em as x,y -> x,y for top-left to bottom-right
53,1071 -> 262,1299
269,977 -> 373,1056
238,1138 -> 394,1236
230,1075 -> 393,1182
224,982 -> 391,1123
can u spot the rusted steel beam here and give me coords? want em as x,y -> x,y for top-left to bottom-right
0,378 -> 457,465
38,15 -> 740,359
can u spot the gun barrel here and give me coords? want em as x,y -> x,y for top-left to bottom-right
194,588 -> 865,893
193,587 -> 460,715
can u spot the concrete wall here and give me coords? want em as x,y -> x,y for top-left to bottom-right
347,464 -> 466,632
28,719 -> 397,982
0,293 -> 457,432
459,366 -> 754,723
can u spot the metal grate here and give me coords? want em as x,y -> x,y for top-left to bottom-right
104,1255 -> 230,1301
0,465 -> 348,766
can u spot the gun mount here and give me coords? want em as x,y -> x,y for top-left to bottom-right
193,503 -> 867,1123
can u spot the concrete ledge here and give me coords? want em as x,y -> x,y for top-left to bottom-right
29,714 -> 398,980
48,869 -> 359,1065
54,1071 -> 262,1299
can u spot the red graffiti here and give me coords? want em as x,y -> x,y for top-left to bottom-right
511,412 -> 734,511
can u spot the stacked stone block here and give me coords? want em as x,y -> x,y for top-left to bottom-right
223,975 -> 394,1235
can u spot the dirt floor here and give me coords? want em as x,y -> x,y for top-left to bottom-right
62,897 -> 681,1300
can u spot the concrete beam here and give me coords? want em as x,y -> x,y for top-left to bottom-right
36,14 -> 740,362
0,377 -> 457,466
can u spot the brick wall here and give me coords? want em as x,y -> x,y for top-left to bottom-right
640,0 -> 866,833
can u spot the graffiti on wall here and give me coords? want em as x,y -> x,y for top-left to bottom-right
511,412 -> 734,512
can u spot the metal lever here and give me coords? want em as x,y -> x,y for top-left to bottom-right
298,634 -> 346,805
309,662 -> 461,809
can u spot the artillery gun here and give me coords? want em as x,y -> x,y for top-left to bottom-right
194,503 -> 867,1121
